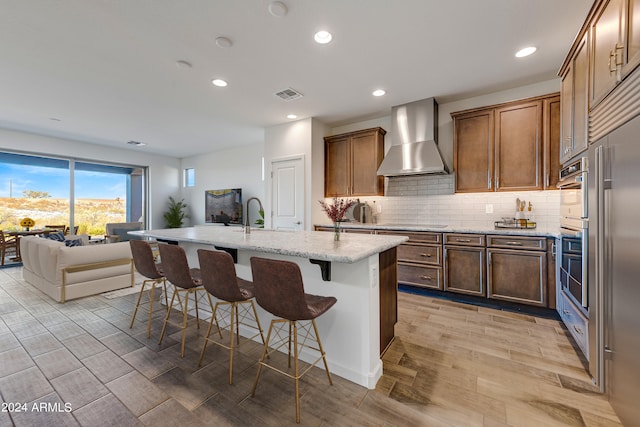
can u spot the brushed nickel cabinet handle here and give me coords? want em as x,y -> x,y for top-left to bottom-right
455,238 -> 471,243
420,275 -> 433,280
563,309 -> 571,315
505,241 -> 523,246
420,253 -> 432,257
573,326 -> 583,335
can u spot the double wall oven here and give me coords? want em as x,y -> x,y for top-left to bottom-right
558,157 -> 588,312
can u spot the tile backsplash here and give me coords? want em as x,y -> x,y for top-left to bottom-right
353,175 -> 560,229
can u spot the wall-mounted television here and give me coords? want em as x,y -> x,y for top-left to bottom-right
205,189 -> 243,225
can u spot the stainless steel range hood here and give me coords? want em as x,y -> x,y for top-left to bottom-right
377,97 -> 449,176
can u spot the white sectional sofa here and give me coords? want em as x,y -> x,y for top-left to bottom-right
20,235 -> 134,303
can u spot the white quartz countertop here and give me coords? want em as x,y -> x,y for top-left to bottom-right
316,222 -> 561,238
130,226 -> 408,263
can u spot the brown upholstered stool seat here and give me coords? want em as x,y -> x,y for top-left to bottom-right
157,243 -> 208,357
196,249 -> 265,384
249,256 -> 336,423
129,239 -> 168,338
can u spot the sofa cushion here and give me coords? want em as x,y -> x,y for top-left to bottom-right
45,231 -> 66,242
64,238 -> 83,247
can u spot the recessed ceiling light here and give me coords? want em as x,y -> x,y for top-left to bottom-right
215,37 -> 232,48
287,114 -> 297,119
212,79 -> 228,87
372,89 -> 386,97
268,1 -> 288,17
127,140 -> 146,147
515,46 -> 537,58
314,30 -> 333,44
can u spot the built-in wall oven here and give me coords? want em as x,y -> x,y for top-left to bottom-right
558,157 -> 588,312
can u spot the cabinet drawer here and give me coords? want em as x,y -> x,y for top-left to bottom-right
343,228 -> 375,234
398,263 -> 442,290
378,230 -> 442,244
487,235 -> 546,250
558,291 -> 589,359
398,244 -> 441,266
444,233 -> 485,247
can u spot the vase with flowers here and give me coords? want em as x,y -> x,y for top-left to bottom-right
318,197 -> 355,241
20,217 -> 35,231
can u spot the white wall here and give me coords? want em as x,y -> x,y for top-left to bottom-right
0,128 -> 179,229
264,118 -> 323,230
180,142 -> 264,226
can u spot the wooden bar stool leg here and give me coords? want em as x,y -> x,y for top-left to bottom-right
293,321 -> 300,423
181,289 -> 189,357
252,320 -> 275,396
130,281 -> 146,329
228,303 -> 236,384
158,289 -> 178,346
312,319 -> 333,385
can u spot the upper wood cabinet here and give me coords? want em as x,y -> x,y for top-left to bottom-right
560,34 -> 589,164
575,0 -> 640,110
324,127 -> 386,197
452,93 -> 559,193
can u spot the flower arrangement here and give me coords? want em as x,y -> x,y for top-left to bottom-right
319,197 -> 355,240
20,217 -> 35,231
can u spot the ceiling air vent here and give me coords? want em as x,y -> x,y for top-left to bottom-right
274,87 -> 303,101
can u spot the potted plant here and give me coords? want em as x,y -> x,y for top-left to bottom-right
163,196 -> 188,228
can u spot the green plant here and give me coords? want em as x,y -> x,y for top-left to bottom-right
255,209 -> 265,228
163,196 -> 188,228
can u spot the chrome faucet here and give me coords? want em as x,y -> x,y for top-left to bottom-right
244,197 -> 264,234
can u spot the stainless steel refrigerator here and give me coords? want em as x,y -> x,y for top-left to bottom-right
588,114 -> 640,426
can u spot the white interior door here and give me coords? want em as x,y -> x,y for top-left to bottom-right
271,157 -> 304,230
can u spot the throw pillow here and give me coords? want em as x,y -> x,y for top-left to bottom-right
64,238 -> 83,247
45,231 -> 66,242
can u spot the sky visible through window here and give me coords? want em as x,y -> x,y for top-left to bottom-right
0,163 -> 126,200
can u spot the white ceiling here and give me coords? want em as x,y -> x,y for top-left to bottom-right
0,0 -> 592,159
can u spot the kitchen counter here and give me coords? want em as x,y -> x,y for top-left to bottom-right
131,226 -> 408,263
317,222 -> 561,238
130,226 -> 408,389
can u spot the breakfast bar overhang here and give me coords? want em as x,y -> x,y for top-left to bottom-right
131,226 -> 408,389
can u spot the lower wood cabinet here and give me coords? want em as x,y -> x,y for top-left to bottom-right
486,235 -> 548,307
315,226 -> 555,309
444,234 -> 486,296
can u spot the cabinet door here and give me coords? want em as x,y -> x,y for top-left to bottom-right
560,66 -> 574,164
324,137 -> 350,197
453,110 -> 494,193
590,0 -> 624,109
495,100 -> 543,191
444,246 -> 485,296
351,131 -> 384,196
487,248 -> 547,307
623,0 -> 640,76
544,96 -> 561,189
573,36 -> 589,155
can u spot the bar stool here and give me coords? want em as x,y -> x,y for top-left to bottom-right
157,243 -> 207,357
249,256 -> 337,423
196,249 -> 266,384
129,240 -> 168,338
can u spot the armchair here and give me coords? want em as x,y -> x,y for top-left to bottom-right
1,230 -> 18,265
105,222 -> 143,243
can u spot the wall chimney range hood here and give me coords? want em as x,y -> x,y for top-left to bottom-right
377,97 -> 449,176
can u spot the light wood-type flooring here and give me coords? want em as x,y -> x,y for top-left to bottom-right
0,266 -> 623,426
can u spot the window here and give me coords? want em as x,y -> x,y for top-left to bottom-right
0,151 -> 146,236
184,168 -> 195,187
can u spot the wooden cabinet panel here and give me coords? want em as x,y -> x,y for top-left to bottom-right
487,249 -> 546,306
379,247 -> 398,354
324,136 -> 350,197
561,35 -> 588,165
624,0 -> 640,75
444,233 -> 485,247
377,230 -> 442,244
452,94 -> 558,193
324,127 -> 385,197
398,243 -> 441,265
453,110 -> 494,193
444,246 -> 485,296
544,96 -> 561,189
398,263 -> 442,290
495,101 -> 543,191
486,235 -> 546,250
351,132 -> 384,196
590,0 -> 624,108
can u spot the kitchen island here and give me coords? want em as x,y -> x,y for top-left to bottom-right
130,226 -> 408,389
